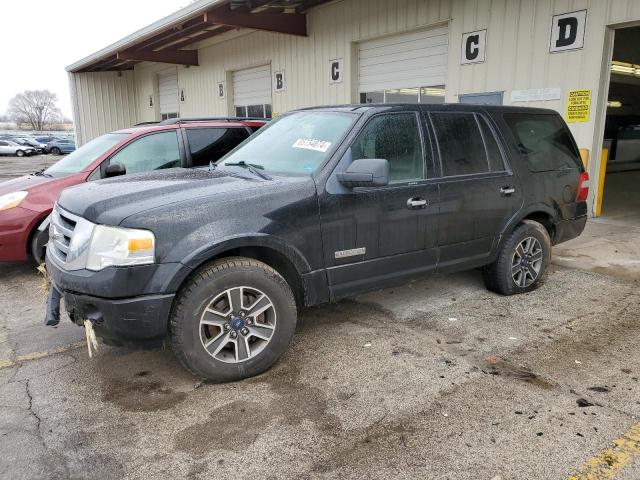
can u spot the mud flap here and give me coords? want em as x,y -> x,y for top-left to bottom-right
44,285 -> 61,326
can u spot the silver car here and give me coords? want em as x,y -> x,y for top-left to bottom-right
0,140 -> 36,157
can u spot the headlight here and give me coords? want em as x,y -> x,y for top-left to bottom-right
86,225 -> 155,271
0,191 -> 28,211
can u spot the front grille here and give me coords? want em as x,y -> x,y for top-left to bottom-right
50,207 -> 77,264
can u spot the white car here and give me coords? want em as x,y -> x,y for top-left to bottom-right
0,140 -> 36,157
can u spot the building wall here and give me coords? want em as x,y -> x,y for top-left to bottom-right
70,0 -> 640,213
69,71 -> 138,145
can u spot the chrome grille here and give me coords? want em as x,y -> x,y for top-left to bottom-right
49,205 -> 95,270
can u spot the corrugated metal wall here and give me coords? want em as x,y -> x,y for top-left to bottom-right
71,0 -> 640,160
69,71 -> 138,145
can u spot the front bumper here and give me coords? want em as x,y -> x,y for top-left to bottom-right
46,254 -> 182,344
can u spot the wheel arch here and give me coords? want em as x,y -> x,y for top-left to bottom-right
168,235 -> 310,308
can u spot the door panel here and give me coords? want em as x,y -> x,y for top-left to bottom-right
319,111 -> 439,298
429,111 -> 522,271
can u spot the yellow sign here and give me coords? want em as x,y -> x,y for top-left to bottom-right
566,89 -> 591,122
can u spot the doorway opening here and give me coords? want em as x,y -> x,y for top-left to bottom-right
600,25 -> 640,226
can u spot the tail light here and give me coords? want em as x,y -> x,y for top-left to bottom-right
576,171 -> 589,202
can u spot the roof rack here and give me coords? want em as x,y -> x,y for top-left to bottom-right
159,117 -> 269,125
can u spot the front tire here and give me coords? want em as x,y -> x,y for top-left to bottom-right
50,147 -> 61,155
170,257 -> 297,382
16,150 -> 25,157
483,220 -> 551,295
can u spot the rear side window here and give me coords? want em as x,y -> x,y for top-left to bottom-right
504,113 -> 581,171
186,128 -> 250,167
431,112 -> 504,177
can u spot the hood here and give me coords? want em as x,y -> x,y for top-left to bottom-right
0,174 -> 54,196
57,167 -> 283,225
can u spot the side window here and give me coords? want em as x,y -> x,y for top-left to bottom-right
0,142 -> 7,146
478,116 -> 506,172
431,113 -> 489,177
504,113 -> 581,171
109,131 -> 181,174
186,128 -> 250,167
351,113 -> 424,183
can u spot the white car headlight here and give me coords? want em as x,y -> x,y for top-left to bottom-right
0,191 -> 28,211
86,225 -> 155,271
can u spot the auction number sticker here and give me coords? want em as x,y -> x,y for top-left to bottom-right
292,138 -> 332,153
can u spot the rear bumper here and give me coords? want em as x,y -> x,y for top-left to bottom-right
0,207 -> 40,262
554,215 -> 587,245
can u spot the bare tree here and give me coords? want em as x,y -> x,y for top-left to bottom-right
8,90 -> 62,130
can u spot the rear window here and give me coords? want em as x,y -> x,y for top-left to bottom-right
504,113 -> 581,171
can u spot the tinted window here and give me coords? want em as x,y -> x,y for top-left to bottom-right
479,116 -> 506,172
0,142 -> 7,146
351,113 -> 424,183
186,128 -> 249,167
431,113 -> 489,176
109,131 -> 181,174
504,113 -> 581,171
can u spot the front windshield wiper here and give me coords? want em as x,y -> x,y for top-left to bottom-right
33,169 -> 52,178
224,161 -> 272,180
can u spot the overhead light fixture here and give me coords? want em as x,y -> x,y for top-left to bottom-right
611,60 -> 640,77
607,100 -> 622,108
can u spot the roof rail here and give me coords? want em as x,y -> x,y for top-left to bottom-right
159,116 -> 269,125
134,121 -> 160,126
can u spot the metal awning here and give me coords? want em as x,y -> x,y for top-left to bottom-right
67,0 -> 331,73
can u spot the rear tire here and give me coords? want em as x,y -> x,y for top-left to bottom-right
170,257 -> 297,382
483,220 -> 551,295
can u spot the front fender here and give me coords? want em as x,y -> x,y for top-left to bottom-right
162,233 -> 312,293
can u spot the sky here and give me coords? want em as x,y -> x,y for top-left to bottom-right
2,0 -> 189,119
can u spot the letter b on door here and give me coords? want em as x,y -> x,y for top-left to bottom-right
550,10 -> 587,52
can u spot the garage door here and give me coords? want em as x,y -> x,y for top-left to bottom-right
233,65 -> 272,118
359,27 -> 448,104
158,70 -> 179,120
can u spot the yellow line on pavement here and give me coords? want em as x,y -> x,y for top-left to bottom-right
568,421 -> 640,480
0,342 -> 85,370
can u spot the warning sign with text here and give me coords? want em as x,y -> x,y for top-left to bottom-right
566,89 -> 591,123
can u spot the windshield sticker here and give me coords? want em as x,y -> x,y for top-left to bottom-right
292,138 -> 332,153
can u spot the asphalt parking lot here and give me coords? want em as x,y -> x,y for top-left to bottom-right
1,157 -> 639,479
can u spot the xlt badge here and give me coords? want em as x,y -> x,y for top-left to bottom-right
334,247 -> 366,259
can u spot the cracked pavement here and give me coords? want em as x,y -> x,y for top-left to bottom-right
1,257 -> 640,479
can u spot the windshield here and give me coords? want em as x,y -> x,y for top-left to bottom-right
218,111 -> 357,174
45,133 -> 126,176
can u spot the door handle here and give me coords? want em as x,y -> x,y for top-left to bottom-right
500,186 -> 516,196
407,197 -> 428,209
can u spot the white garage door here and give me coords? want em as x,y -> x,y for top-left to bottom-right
233,65 -> 272,118
158,70 -> 179,120
359,27 -> 448,104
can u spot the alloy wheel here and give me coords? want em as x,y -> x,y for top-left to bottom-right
511,236 -> 543,288
199,286 -> 276,363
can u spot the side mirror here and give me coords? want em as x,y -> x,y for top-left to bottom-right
105,162 -> 126,178
336,158 -> 389,188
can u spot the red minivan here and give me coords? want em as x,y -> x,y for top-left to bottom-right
0,118 -> 265,263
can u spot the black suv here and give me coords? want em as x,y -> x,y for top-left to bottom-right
46,104 -> 589,382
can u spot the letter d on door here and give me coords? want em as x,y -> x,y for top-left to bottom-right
550,10 -> 587,53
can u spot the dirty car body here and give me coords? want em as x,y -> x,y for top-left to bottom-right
46,104 -> 588,381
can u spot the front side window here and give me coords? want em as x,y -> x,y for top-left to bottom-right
109,131 -> 181,174
431,113 -> 491,177
186,128 -> 250,167
504,113 -> 581,172
351,113 -> 424,183
219,111 -> 356,175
